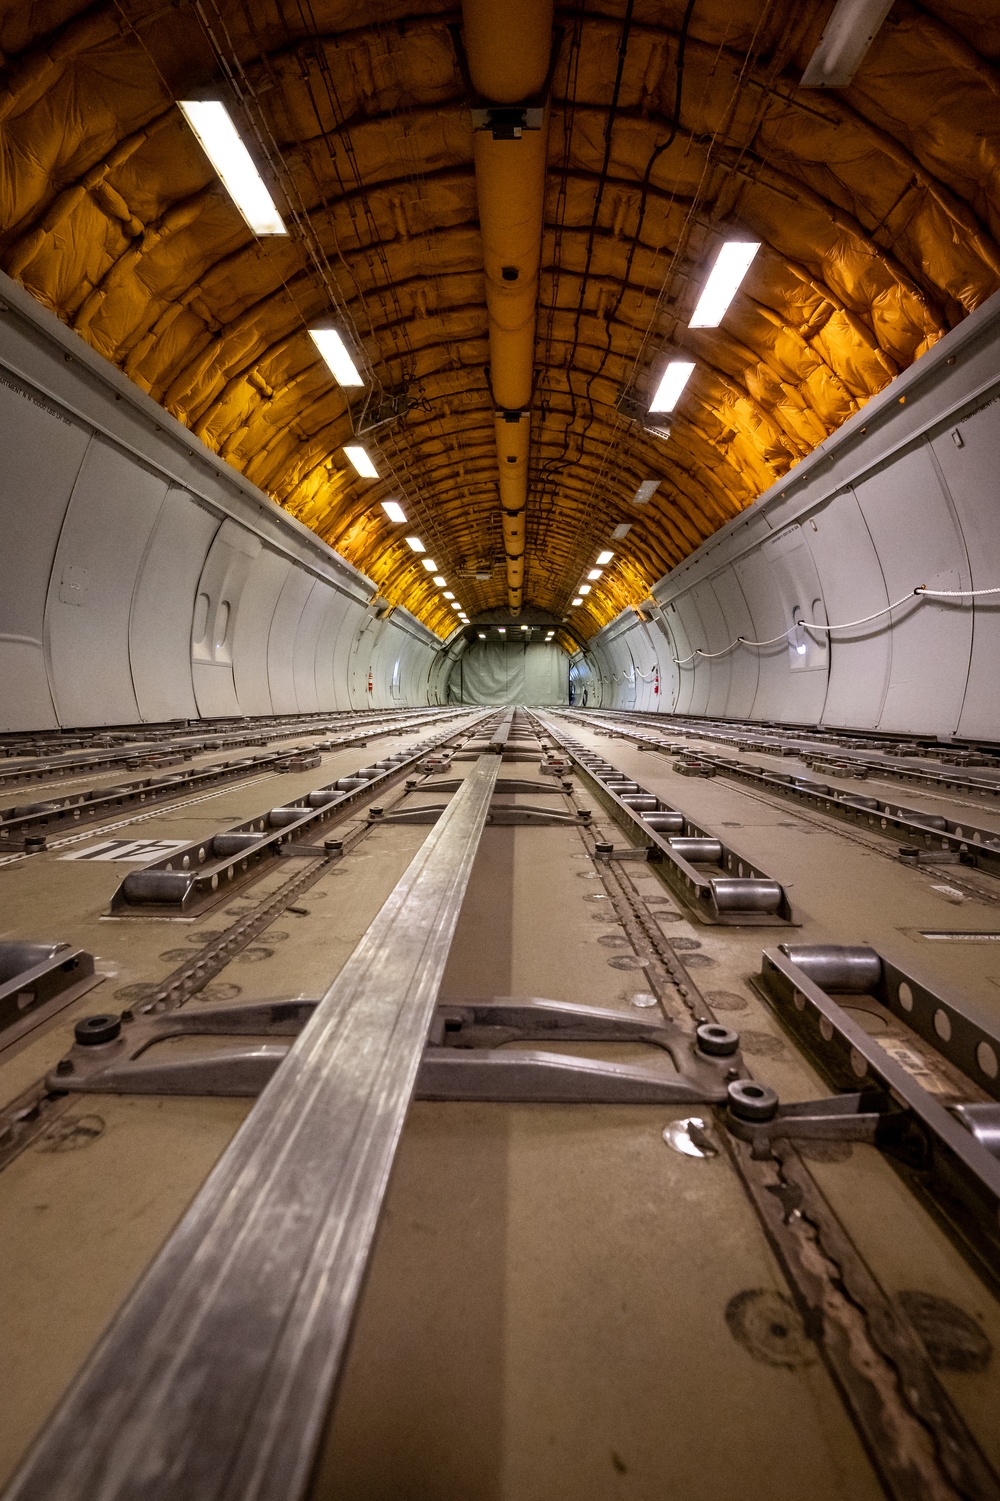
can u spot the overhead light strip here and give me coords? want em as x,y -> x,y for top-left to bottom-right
800,0 -> 895,87
309,328 -> 364,387
344,445 -> 378,479
689,242 -> 760,328
648,361 -> 695,414
178,101 -> 287,236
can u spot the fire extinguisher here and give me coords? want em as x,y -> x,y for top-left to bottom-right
653,667 -> 660,696
367,671 -> 374,695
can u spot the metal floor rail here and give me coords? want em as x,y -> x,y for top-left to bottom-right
581,708 -> 1000,798
0,708 -> 450,791
537,713 -> 793,924
1,750 -> 502,1501
571,711 -> 1000,874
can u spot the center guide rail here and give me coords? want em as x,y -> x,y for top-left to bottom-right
2,743 -> 502,1501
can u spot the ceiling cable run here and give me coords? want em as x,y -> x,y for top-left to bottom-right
462,0 -> 555,615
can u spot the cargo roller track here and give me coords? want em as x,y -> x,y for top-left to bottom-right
1,710 -> 999,1501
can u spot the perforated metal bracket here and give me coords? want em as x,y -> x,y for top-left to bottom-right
0,941 -> 102,1053
750,943 -> 1000,1286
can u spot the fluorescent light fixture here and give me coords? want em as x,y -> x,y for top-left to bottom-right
612,522 -> 632,539
579,584 -> 592,596
596,550 -> 614,566
451,601 -> 461,609
632,480 -> 660,504
648,360 -> 695,414
498,627 -> 506,634
432,575 -> 446,587
572,597 -> 583,606
344,445 -> 378,479
308,328 -> 363,387
800,0 -> 894,87
478,632 -> 486,639
689,242 -> 760,328
421,558 -> 437,571
443,591 -> 455,599
405,536 -> 425,552
178,101 -> 286,236
588,568 -> 602,581
381,500 -> 406,523
520,625 -> 529,631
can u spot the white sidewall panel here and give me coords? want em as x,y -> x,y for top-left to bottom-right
930,406 -> 1000,740
806,492 -> 890,729
231,550 -> 292,716
710,572 -> 758,719
45,438 -> 167,726
0,375 -> 90,729
131,490 -> 219,722
191,520 -> 261,718
853,445 -> 971,734
291,580 -> 332,714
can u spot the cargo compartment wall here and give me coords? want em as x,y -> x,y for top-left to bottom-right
587,288 -> 1000,738
0,272 -> 444,729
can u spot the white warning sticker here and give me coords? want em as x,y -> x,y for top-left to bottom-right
878,1036 -> 953,1096
60,838 -> 190,864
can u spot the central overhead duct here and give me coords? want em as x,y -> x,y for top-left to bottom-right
462,0 -> 553,616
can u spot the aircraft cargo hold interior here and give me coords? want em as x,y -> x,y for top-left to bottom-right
2,1 -> 1000,1497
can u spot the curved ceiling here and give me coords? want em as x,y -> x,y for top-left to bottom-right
1,0 -> 998,644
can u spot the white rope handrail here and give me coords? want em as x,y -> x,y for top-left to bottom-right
670,584 -> 1000,666
610,664 -> 659,681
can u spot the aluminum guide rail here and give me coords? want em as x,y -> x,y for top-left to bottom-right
697,757 -> 1000,868
583,709 -> 1000,799
536,713 -> 792,924
574,711 -> 1000,873
586,707 -> 1000,767
0,751 -> 277,847
107,715 -> 485,917
0,708 -> 448,791
2,752 -> 502,1501
0,711 -> 464,848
